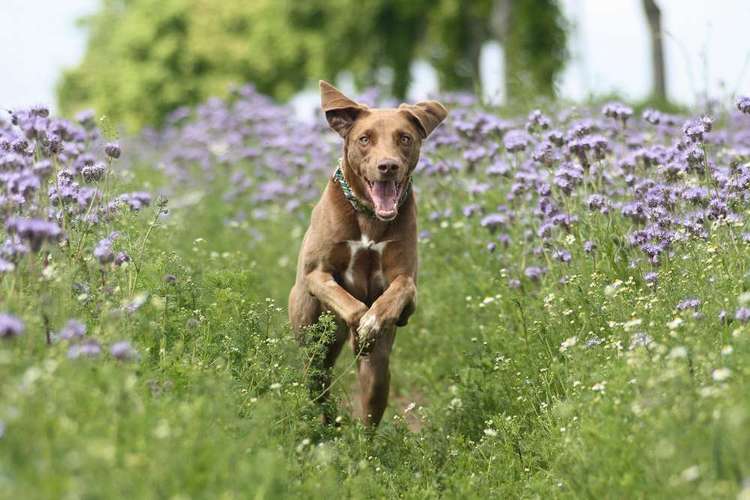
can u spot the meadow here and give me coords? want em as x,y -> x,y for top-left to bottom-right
2,88 -> 750,498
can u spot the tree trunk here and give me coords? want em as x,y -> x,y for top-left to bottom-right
642,0 -> 667,101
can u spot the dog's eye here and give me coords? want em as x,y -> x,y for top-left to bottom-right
358,135 -> 369,146
400,135 -> 412,146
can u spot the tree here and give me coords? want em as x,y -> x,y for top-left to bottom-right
424,0 -> 568,101
642,0 -> 668,101
58,0 -> 569,129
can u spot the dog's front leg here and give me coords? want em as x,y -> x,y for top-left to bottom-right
357,274 -> 416,349
305,269 -> 368,328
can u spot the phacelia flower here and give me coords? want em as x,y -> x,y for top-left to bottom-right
104,143 -> 121,159
676,298 -> 701,311
524,266 -> 546,281
114,251 -> 130,266
736,96 -> 750,114
735,307 -> 750,323
5,217 -> 62,252
110,340 -> 138,361
93,237 -> 115,265
81,162 -> 107,182
57,319 -> 86,341
67,339 -> 102,359
0,314 -> 24,339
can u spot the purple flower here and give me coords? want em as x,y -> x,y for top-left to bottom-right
736,96 -> 750,114
93,238 -> 114,264
552,249 -> 572,263
602,102 -> 633,124
682,118 -> 707,142
480,213 -> 507,232
104,143 -> 121,159
462,203 -> 482,217
75,109 -> 96,128
463,146 -> 487,165
0,314 -> 24,339
110,340 -> 138,361
676,298 -> 701,311
31,104 -> 50,117
508,278 -> 521,289
504,130 -> 531,153
587,194 -> 609,212
644,272 -> 658,285
57,320 -> 86,341
526,109 -> 551,132
68,339 -> 102,359
735,307 -> 750,323
583,240 -> 596,254
643,108 -> 662,125
486,160 -> 511,176
114,251 -> 130,266
524,266 -> 546,281
117,192 -> 152,211
5,217 -> 62,252
81,162 -> 107,182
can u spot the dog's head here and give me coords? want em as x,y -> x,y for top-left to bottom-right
320,80 -> 447,221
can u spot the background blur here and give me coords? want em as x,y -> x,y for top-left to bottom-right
1,0 -> 749,129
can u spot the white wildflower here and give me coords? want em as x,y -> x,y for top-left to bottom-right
680,465 -> 700,482
559,336 -> 578,353
623,318 -> 642,332
712,367 -> 731,382
667,346 -> 688,359
667,317 -> 684,330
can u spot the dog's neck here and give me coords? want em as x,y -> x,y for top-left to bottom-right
339,155 -> 369,208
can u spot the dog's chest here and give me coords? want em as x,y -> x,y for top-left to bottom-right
335,234 -> 389,303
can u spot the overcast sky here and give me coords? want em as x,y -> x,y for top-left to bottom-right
1,0 -> 748,116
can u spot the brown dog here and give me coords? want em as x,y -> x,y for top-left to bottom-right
289,81 -> 447,427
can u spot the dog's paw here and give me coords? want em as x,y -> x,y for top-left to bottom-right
356,310 -> 381,348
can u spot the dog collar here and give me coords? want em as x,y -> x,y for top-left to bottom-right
333,160 -> 411,218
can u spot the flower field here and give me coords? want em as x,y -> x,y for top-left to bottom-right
3,88 -> 750,498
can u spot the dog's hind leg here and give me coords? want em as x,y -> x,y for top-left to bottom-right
290,283 -> 348,424
356,327 -> 396,427
309,321 -> 348,425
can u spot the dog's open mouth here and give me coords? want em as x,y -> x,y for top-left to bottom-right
364,179 -> 404,220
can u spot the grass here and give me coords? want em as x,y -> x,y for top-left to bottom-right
3,119 -> 750,500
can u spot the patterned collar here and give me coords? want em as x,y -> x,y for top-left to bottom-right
333,160 -> 411,218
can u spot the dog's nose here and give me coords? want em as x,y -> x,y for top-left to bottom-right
377,160 -> 399,173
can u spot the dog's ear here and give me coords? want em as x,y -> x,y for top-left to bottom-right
320,80 -> 367,138
399,101 -> 448,139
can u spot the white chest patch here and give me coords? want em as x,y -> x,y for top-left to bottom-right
344,235 -> 388,286
347,235 -> 388,255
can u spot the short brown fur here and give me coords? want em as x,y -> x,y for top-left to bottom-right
289,81 -> 446,427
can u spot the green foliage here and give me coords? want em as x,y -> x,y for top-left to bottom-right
4,106 -> 750,498
504,0 -> 569,100
58,0 -> 569,129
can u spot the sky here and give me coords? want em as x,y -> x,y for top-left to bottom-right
1,0 -> 748,117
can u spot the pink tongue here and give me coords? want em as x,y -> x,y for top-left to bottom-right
371,181 -> 398,216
